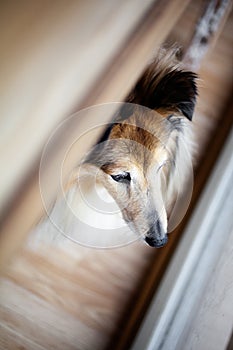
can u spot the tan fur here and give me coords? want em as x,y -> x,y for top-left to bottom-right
83,108 -> 193,247
81,48 -> 197,247
31,48 -> 197,249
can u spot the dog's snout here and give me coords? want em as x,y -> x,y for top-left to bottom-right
145,235 -> 168,248
145,220 -> 168,248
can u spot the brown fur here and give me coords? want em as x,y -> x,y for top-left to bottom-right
80,48 -> 198,247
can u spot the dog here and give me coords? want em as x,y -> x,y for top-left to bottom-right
33,48 -> 197,250
75,48 -> 198,248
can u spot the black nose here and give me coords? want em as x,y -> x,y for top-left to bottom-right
145,235 -> 168,248
145,221 -> 168,248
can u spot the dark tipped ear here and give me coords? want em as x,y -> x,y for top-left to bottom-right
153,70 -> 198,120
128,69 -> 198,121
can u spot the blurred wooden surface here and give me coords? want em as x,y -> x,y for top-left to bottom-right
0,2 -> 233,350
0,245 -> 154,350
0,0 -> 155,212
183,225 -> 233,349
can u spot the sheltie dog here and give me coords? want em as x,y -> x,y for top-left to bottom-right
33,48 -> 198,249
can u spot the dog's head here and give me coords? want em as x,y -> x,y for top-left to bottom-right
82,50 -> 198,247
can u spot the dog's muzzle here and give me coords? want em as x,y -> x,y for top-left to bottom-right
145,221 -> 168,248
145,235 -> 168,248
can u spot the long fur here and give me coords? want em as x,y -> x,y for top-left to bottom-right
30,48 -> 198,249
127,48 -> 198,120
86,48 -> 198,246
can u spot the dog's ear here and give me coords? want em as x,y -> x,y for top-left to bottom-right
128,68 -> 198,121
153,70 -> 198,121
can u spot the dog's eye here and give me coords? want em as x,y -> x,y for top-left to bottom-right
110,172 -> 131,183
